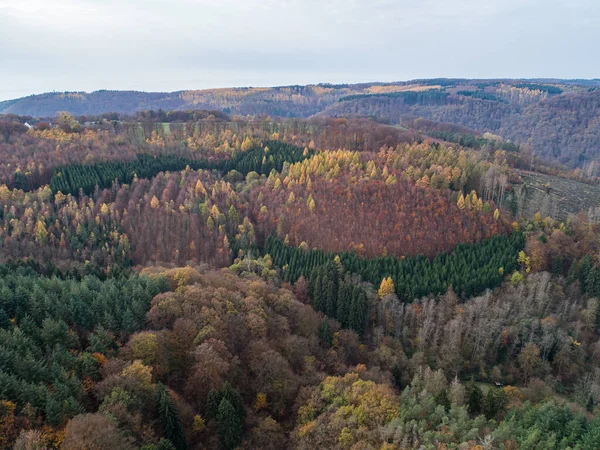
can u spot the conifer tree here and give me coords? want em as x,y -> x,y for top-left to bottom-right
466,382 -> 483,416
216,398 -> 243,450
156,383 -> 188,450
391,363 -> 402,390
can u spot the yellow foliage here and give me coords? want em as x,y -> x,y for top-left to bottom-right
378,277 -> 395,299
307,195 -> 316,212
518,251 -> 531,273
457,193 -> 466,210
121,360 -> 153,386
254,393 -> 268,411
193,415 -> 206,433
195,180 -> 207,197
129,332 -> 159,365
150,195 -> 160,209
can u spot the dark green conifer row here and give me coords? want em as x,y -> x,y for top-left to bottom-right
266,232 -> 525,300
48,141 -> 312,195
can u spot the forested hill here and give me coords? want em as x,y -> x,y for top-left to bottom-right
3,79 -> 600,168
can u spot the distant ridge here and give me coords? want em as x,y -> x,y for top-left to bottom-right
3,79 -> 600,168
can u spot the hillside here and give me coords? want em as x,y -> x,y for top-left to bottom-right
2,109 -> 600,449
4,79 -> 600,169
510,170 -> 600,221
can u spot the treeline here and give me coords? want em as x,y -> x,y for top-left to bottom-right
457,90 -> 505,102
266,232 -> 525,300
514,83 -> 563,94
427,130 -> 520,152
49,141 -> 311,195
50,154 -> 210,195
338,90 -> 451,106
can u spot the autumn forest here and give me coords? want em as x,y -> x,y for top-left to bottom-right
2,80 -> 600,450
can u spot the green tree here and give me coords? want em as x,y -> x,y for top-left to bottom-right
319,318 -> 333,348
484,388 -> 508,419
391,364 -> 402,390
155,383 -> 188,450
466,382 -> 483,416
216,398 -> 243,450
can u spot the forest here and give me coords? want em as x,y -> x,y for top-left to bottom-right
3,79 -> 600,170
1,108 -> 600,449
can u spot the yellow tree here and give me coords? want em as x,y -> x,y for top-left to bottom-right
307,195 -> 316,212
378,277 -> 395,298
457,193 -> 466,210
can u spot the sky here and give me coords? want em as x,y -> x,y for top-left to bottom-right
1,0 -> 599,101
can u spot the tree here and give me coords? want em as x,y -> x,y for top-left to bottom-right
378,277 -> 395,298
518,343 -> 542,382
484,388 -> 508,419
62,413 -> 136,450
457,193 -> 466,210
391,363 -> 403,390
319,318 -> 333,348
216,398 -> 243,450
434,388 -> 451,412
155,383 -> 188,450
466,382 -> 483,416
13,430 -> 49,450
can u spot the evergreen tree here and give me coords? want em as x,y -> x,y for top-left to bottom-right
434,388 -> 451,412
206,388 -> 222,420
466,382 -> 483,416
155,383 -> 188,450
391,364 -> 402,390
0,308 -> 10,329
484,388 -> 508,419
216,398 -> 243,450
319,318 -> 333,348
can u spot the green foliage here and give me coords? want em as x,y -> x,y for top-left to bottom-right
514,83 -> 563,94
0,271 -> 164,425
483,387 -> 508,419
428,129 -> 520,152
155,383 -> 188,450
206,382 -> 246,450
493,401 -> 591,449
268,232 -> 525,300
457,90 -> 506,103
48,141 -> 312,195
391,364 -> 403,390
339,90 -> 450,105
434,388 -> 451,412
216,398 -> 243,450
308,261 -> 370,335
141,440 -> 177,450
318,318 -> 333,348
466,382 -> 484,416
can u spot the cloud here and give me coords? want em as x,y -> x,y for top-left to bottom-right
0,0 -> 599,100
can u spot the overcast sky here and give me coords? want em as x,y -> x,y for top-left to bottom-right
1,0 -> 598,101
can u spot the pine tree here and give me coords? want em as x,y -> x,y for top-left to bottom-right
319,318 -> 333,348
155,383 -> 188,450
216,398 -> 243,450
206,388 -> 222,420
391,363 -> 402,390
466,382 -> 483,416
221,382 -> 246,424
434,388 -> 451,412
483,388 -> 508,419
